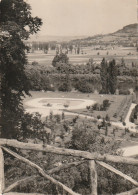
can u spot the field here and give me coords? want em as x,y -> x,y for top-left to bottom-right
27,46 -> 138,67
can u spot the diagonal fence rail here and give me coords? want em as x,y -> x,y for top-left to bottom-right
0,139 -> 138,195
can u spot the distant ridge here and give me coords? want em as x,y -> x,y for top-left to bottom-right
28,23 -> 138,45
28,35 -> 88,42
70,23 -> 138,46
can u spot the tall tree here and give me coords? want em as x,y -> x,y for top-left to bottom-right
100,58 -> 109,94
108,59 -> 117,94
0,0 -> 42,138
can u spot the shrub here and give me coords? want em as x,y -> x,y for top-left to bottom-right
92,103 -> 100,111
103,99 -> 110,110
46,103 -> 52,107
105,114 -> 110,121
86,106 -> 90,110
119,89 -> 130,95
97,115 -> 101,119
32,61 -> 39,66
64,104 -> 69,108
122,121 -> 126,126
130,117 -> 134,123
75,80 -> 94,93
58,82 -> 72,92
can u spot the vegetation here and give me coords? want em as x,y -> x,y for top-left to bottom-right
0,0 -> 42,138
130,104 -> 138,124
4,117 -> 138,194
100,58 -> 117,94
1,1 -> 138,194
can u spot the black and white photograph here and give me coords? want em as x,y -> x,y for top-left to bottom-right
0,0 -> 138,194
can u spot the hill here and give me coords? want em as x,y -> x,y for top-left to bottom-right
29,35 -> 88,42
70,23 -> 138,47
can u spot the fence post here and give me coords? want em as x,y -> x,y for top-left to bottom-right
89,160 -> 97,195
0,148 -> 4,194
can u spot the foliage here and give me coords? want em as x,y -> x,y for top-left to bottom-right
129,104 -> 138,124
100,58 -> 117,94
74,79 -> 94,93
102,99 -> 110,110
0,0 -> 42,138
100,58 -> 109,94
52,53 -> 69,67
119,89 -> 130,95
92,99 -> 110,111
108,59 -> 118,94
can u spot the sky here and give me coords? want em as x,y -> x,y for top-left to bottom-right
28,0 -> 137,36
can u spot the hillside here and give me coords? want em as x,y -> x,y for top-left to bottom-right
71,23 -> 138,47
115,23 -> 138,35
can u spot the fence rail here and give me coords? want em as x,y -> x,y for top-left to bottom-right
0,138 -> 138,195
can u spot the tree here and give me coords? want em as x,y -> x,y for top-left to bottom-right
52,53 -> 69,67
69,45 -> 73,53
108,59 -> 117,94
100,58 -> 109,93
121,58 -> 125,67
0,0 -> 42,138
77,46 -> 80,54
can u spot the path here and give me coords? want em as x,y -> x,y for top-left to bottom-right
118,145 -> 138,157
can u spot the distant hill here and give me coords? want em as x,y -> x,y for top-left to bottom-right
70,23 -> 138,47
28,24 -> 138,46
29,35 -> 88,42
115,23 -> 138,35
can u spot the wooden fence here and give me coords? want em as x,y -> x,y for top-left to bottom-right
0,139 -> 138,195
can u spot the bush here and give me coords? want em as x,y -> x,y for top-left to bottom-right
122,121 -> 126,126
75,80 -> 94,93
32,61 -> 39,66
58,82 -> 72,92
103,99 -> 110,110
92,103 -> 100,111
97,115 -> 101,119
119,89 -> 130,95
130,117 -> 134,123
105,114 -> 110,121
86,106 -> 90,110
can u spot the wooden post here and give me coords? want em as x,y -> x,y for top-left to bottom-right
0,148 -> 4,194
0,73 -> 2,136
89,160 -> 97,195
